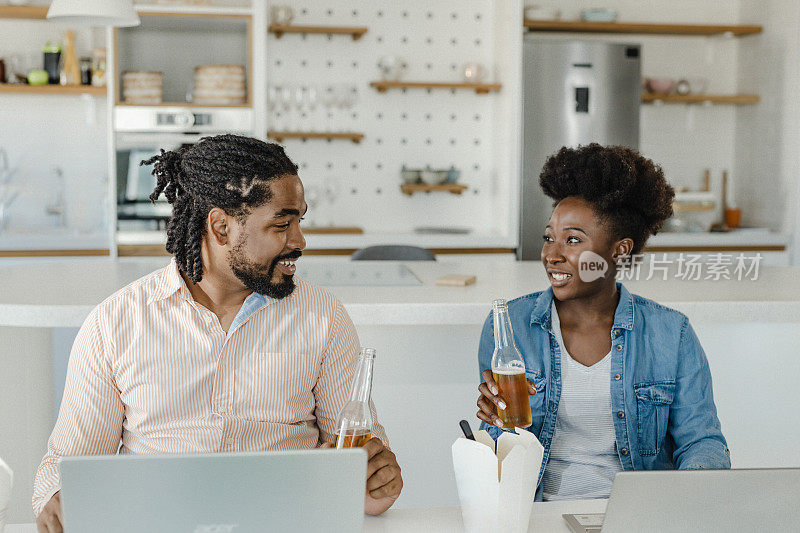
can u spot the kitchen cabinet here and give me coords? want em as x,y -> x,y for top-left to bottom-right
114,11 -> 253,107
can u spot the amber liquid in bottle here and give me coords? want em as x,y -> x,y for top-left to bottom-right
491,299 -> 533,429
334,430 -> 372,449
333,348 -> 376,449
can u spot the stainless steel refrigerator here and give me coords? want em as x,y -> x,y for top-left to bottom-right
518,39 -> 641,260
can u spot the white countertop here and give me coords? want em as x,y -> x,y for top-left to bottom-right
6,498 -> 608,533
0,230 -> 109,251
0,258 -> 797,328
0,228 -> 790,252
647,228 -> 790,247
116,230 -> 518,249
115,229 -> 791,250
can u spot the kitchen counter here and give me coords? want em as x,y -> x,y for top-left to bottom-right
646,229 -> 789,249
116,229 -> 790,252
0,230 -> 110,253
116,230 -> 518,251
0,229 -> 789,257
0,258 -> 797,328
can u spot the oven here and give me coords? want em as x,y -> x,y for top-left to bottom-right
114,106 -> 253,232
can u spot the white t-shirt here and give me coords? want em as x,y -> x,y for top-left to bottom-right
541,302 -> 623,501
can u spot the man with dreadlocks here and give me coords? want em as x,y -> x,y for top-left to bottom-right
33,134 -> 402,531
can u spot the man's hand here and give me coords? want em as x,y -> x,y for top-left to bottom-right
319,438 -> 402,515
363,437 -> 402,515
36,492 -> 63,533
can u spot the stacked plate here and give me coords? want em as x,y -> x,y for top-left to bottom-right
193,64 -> 247,105
122,71 -> 163,104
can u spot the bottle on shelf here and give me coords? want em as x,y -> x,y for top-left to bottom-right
91,48 -> 106,88
333,347 -> 376,448
43,41 -> 61,85
491,299 -> 532,429
59,31 -> 80,86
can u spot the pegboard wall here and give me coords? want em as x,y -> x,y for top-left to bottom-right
265,0 -> 516,235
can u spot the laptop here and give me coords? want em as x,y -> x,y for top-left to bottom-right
60,449 -> 367,533
564,468 -> 800,533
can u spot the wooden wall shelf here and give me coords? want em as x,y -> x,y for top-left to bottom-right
135,5 -> 252,17
371,81 -> 501,94
267,131 -> 364,143
302,227 -> 364,234
642,93 -> 760,105
0,6 -> 47,19
269,24 -> 368,40
523,19 -> 762,36
401,184 -> 469,196
115,102 -> 251,108
673,204 -> 716,212
0,84 -> 106,96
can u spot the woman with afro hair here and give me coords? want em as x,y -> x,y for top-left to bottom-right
475,143 -> 730,501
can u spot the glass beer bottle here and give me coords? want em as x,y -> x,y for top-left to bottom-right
333,347 -> 375,448
491,299 -> 533,429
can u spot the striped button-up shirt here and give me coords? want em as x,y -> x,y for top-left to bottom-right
33,259 -> 387,515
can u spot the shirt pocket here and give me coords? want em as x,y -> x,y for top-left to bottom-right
526,370 -> 548,426
237,352 -> 317,422
634,381 -> 676,456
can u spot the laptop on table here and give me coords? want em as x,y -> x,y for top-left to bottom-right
564,468 -> 800,533
60,449 -> 367,533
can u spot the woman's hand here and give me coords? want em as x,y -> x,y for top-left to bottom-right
476,369 -> 536,428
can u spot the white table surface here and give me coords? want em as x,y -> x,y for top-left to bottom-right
0,258 -> 798,328
7,499 -> 608,532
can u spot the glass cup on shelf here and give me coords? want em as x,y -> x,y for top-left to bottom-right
267,84 -> 281,131
303,184 -> 321,228
334,84 -> 351,133
280,85 -> 294,131
322,85 -> 337,133
343,84 -> 359,133
292,85 -> 307,132
304,85 -> 319,132
323,177 -> 341,227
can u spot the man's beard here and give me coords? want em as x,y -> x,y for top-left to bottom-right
228,240 -> 301,299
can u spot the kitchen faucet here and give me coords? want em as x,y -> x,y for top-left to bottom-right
46,166 -> 66,228
0,147 -> 20,233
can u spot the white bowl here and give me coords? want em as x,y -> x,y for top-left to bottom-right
581,8 -> 618,22
524,6 -> 561,21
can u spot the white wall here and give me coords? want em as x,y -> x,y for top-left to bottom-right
266,0 -> 516,239
0,19 -> 108,236
733,0 -> 800,263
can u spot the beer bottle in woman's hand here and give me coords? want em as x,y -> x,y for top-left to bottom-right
333,347 -> 375,448
491,299 -> 533,429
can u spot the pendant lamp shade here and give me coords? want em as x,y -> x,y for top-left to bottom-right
47,0 -> 141,27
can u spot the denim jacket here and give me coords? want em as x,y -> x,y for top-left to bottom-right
478,283 -> 730,501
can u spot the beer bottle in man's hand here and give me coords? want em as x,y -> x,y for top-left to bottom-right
491,299 -> 533,429
333,347 -> 375,448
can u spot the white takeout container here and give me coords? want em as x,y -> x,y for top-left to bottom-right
452,429 -> 544,533
0,456 -> 12,533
